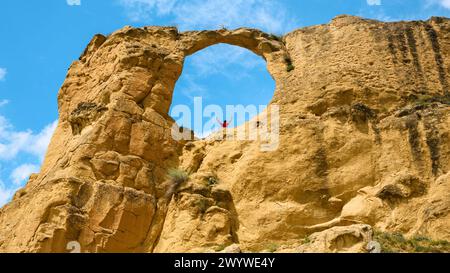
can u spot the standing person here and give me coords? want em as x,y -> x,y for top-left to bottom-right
216,117 -> 232,140
217,117 -> 232,128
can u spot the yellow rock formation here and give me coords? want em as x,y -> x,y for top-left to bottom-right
0,15 -> 449,253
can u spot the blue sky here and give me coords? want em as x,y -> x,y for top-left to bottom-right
0,0 -> 449,206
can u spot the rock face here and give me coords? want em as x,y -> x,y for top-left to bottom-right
0,15 -> 450,253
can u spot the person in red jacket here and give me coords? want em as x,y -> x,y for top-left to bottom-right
217,117 -> 232,128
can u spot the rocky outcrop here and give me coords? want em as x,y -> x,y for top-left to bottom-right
0,15 -> 450,253
296,224 -> 374,253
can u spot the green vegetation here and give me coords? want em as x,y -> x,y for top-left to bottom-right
266,243 -> 279,253
287,64 -> 295,72
284,56 -> 295,72
207,176 -> 219,186
300,236 -> 311,245
411,93 -> 450,108
374,230 -> 450,253
268,33 -> 283,42
168,168 -> 189,186
214,244 -> 227,252
415,95 -> 436,108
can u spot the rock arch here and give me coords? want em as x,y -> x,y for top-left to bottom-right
140,27 -> 289,116
0,26 -> 289,253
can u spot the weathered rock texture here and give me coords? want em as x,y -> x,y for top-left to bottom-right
0,15 -> 450,253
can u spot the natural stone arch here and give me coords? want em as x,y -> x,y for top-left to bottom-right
163,28 -> 290,117
0,26 -> 290,253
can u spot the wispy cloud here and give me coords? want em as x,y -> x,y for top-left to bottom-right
27,120 -> 58,160
0,100 -> 9,107
67,0 -> 81,6
119,0 -> 177,19
10,164 -> 39,185
367,0 -> 381,6
189,45 -> 265,78
427,0 -> 450,9
361,0 -> 450,22
440,0 -> 450,8
118,0 -> 297,34
0,118 -> 57,160
177,44 -> 266,100
0,68 -> 6,81
0,180 -> 16,207
177,74 -> 208,100
0,116 -> 57,208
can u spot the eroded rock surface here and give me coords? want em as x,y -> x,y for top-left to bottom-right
0,15 -> 450,253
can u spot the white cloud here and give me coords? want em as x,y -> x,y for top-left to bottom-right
26,120 -> 58,160
119,0 -> 177,19
0,100 -> 9,107
0,181 -> 15,208
67,0 -> 81,6
189,45 -> 265,78
177,74 -> 208,100
119,0 -> 297,34
0,118 -> 57,160
435,0 -> 450,8
367,0 -> 381,5
10,164 -> 39,186
0,68 -> 6,81
441,0 -> 450,8
0,117 -> 31,160
0,117 -> 56,208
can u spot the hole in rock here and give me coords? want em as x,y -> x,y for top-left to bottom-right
169,44 -> 275,138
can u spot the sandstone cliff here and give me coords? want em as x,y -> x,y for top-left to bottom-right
0,15 -> 449,253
